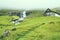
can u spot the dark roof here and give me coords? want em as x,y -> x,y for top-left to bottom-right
45,8 -> 51,12
9,11 -> 31,17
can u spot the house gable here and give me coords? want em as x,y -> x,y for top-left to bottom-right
44,8 -> 60,16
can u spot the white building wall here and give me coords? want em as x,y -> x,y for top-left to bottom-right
23,11 -> 26,18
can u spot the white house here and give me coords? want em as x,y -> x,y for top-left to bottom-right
9,10 -> 31,25
18,11 -> 26,21
23,11 -> 26,18
12,11 -> 27,25
44,8 -> 60,17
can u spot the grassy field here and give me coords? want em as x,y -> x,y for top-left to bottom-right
0,9 -> 60,40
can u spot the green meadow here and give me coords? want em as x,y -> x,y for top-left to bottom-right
0,9 -> 60,40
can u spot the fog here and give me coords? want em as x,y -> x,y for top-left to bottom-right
0,0 -> 60,10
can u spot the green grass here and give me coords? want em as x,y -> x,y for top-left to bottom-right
0,15 -> 60,40
0,8 -> 60,40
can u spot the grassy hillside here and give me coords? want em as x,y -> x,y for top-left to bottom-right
0,8 -> 60,40
0,16 -> 60,40
27,10 -> 44,18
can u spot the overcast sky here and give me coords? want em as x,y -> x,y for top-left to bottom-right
0,0 -> 60,10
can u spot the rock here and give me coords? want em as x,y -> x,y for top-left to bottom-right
11,28 -> 16,31
41,23 -> 45,25
3,29 -> 9,37
49,22 -> 55,24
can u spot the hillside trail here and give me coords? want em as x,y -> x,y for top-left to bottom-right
16,23 -> 45,40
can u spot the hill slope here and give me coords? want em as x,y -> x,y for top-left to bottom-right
0,16 -> 60,40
